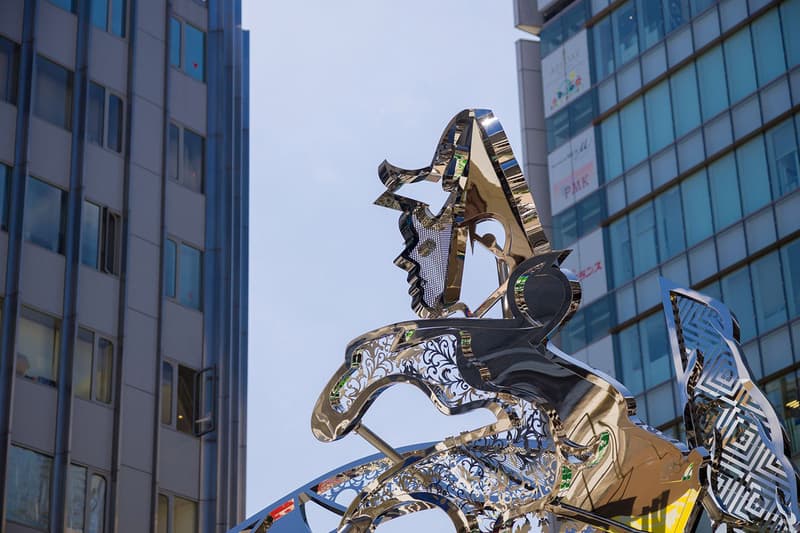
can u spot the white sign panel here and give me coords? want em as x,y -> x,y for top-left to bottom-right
542,30 -> 591,119
561,228 -> 607,306
548,127 -> 599,215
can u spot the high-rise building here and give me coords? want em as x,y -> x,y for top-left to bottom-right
515,0 -> 800,455
0,0 -> 248,532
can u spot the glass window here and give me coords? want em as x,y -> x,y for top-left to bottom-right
783,0 -> 800,68
0,36 -> 19,105
110,0 -> 126,37
91,0 -> 108,31
561,2 -> 587,42
170,18 -> 181,68
569,92 -> 595,136
102,210 -> 120,276
722,266 -> 756,341
577,190 -> 605,235
689,0 -> 714,15
177,365 -> 195,434
25,176 -> 66,253
593,16 -> 614,80
88,474 -> 106,533
164,238 -> 176,298
168,123 -> 179,181
613,1 -> 639,67
6,446 -> 52,529
751,252 -> 787,333
766,119 -> 799,198
655,186 -> 685,260
751,9 -> 785,87
35,55 -> 73,129
161,362 -> 173,424
182,129 -> 204,192
49,0 -> 75,12
670,63 -> 700,137
782,239 -> 800,319
637,0 -> 664,49
81,201 -> 100,268
620,98 -> 647,169
540,24 -> 562,59
107,93 -> 123,153
546,108 -> 570,152
708,153 -> 740,230
697,46 -> 728,120
736,137 -> 771,215
641,313 -> 670,386
608,217 -> 633,286
600,113 -> 623,180
74,328 -> 94,400
158,494 -> 169,533
552,207 -> 577,248
630,203 -> 658,275
584,296 -> 613,344
0,164 -> 9,230
178,243 -> 201,309
17,306 -> 59,385
765,373 -> 800,455
183,24 -> 205,82
664,0 -> 690,32
174,497 -> 197,533
723,28 -> 756,104
645,81 -> 673,153
680,169 -> 712,246
67,464 -> 87,533
560,312 -> 585,354
617,325 -> 643,394
96,338 -> 113,403
87,82 -> 104,145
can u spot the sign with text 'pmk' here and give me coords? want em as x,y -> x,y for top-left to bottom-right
548,127 -> 598,216
541,30 -> 591,119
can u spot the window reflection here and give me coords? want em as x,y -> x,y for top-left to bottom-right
35,55 -> 73,130
183,24 -> 205,82
612,1 -> 639,66
17,306 -> 60,386
7,446 -> 52,529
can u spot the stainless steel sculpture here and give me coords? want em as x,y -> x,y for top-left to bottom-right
233,110 -> 799,533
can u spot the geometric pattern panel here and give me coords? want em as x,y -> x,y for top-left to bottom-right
662,281 -> 800,531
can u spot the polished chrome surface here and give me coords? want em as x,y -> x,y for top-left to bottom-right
231,110 -> 799,533
662,280 -> 800,531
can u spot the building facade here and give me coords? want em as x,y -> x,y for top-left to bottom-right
0,0 -> 248,531
516,0 -> 800,455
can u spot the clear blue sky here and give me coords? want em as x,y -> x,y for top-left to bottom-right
243,1 -> 532,529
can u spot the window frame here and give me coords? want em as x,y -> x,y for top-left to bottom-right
158,492 -> 198,533
16,305 -> 61,387
7,444 -> 53,529
24,175 -> 67,254
169,17 -> 206,83
168,121 -> 205,193
0,35 -> 19,105
161,360 -> 215,437
164,236 -> 203,311
73,326 -> 115,406
81,200 -> 122,276
34,54 -> 74,130
86,81 -> 125,154
66,461 -> 109,533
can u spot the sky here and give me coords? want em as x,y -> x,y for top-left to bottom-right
243,1 -> 534,530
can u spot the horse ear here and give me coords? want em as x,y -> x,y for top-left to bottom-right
506,252 -> 581,342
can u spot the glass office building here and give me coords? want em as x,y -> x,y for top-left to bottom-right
515,0 -> 800,455
0,0 -> 248,531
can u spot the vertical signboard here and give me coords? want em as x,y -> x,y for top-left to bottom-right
548,127 -> 599,215
542,30 -> 591,119
561,228 -> 607,305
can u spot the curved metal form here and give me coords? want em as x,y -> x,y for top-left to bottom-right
235,110 -> 800,533
662,280 -> 800,531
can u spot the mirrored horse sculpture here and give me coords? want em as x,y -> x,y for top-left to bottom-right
231,110 -> 800,533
